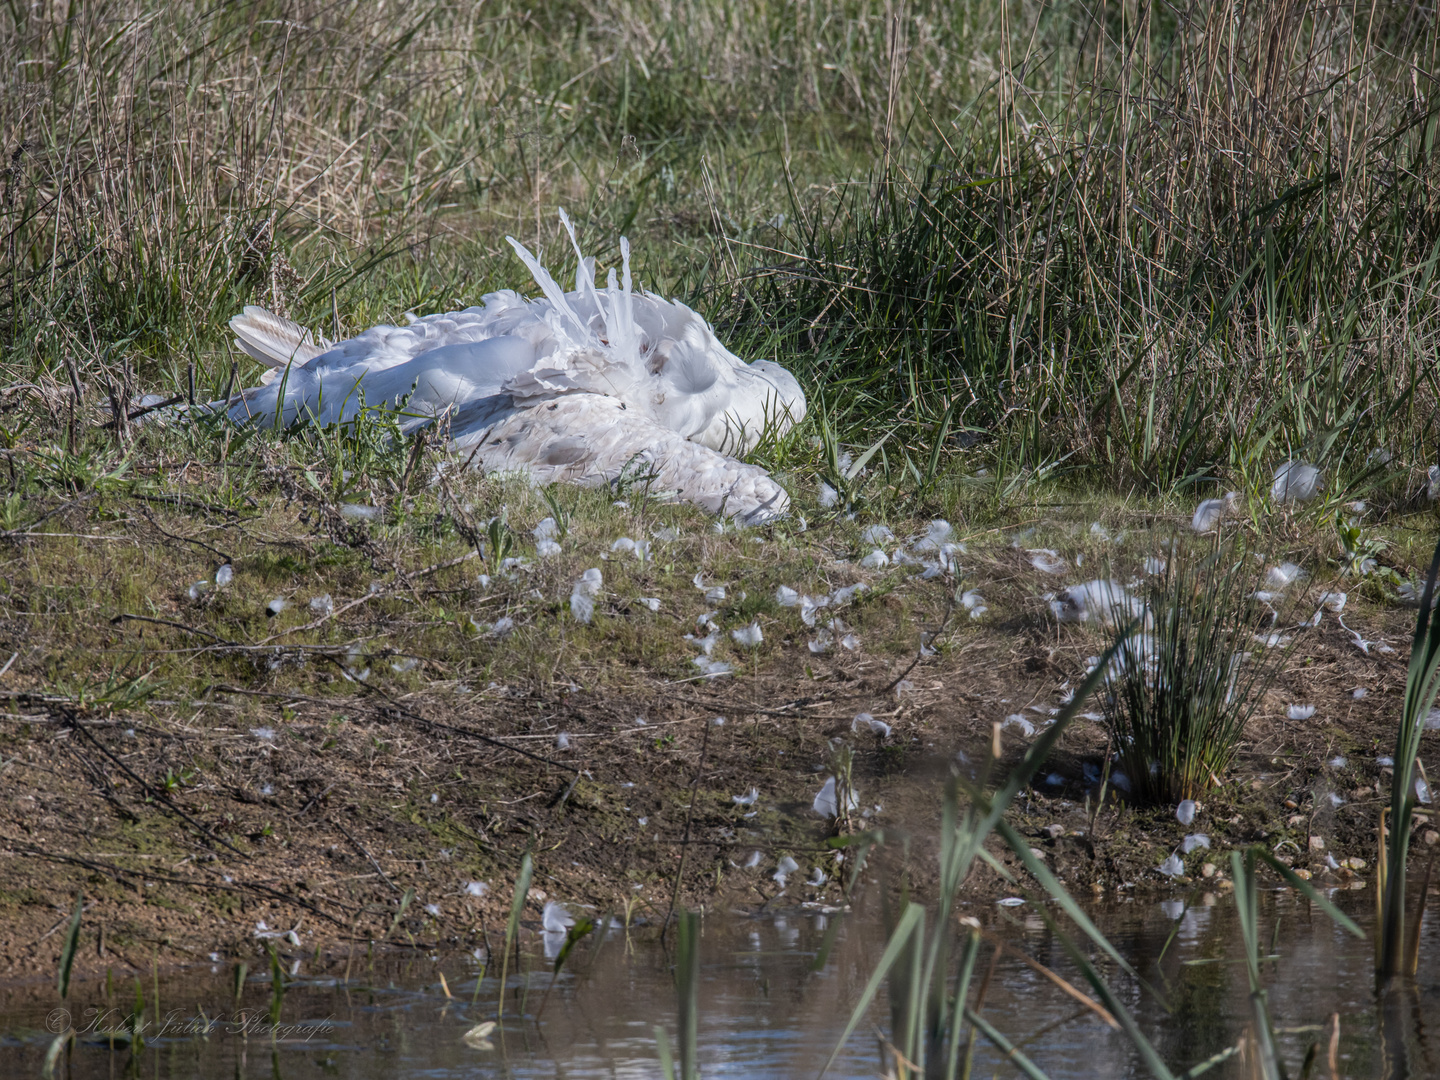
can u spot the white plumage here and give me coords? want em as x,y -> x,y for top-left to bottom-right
225,211 -> 805,524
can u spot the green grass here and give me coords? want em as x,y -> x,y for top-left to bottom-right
3,0 -> 1439,509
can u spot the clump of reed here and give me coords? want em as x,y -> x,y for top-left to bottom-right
729,0 -> 1440,492
1098,539 -> 1302,805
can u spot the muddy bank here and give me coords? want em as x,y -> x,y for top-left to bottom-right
1,606 -> 1430,988
0,476 -> 1435,986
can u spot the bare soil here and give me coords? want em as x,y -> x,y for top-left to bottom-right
1,477 -> 1436,990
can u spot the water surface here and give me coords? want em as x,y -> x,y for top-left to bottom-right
2,887 -> 1436,1078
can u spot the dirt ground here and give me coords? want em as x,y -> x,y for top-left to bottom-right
1,469 -> 1437,991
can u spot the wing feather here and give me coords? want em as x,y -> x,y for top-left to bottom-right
229,306 -> 330,369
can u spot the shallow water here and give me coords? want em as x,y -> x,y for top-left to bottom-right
2,888 -> 1436,1078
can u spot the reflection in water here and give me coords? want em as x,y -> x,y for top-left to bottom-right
0,889 -> 1435,1078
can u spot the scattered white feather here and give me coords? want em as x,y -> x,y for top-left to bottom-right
1353,687 -> 1368,699
1050,580 -> 1142,625
861,524 -> 894,545
860,548 -> 889,569
637,596 -> 661,612
1318,591 -> 1347,612
1180,834 -> 1210,854
1158,854 -> 1185,877
852,713 -> 891,738
690,657 -> 732,678
1272,460 -> 1322,503
1286,704 -> 1316,720
266,597 -> 287,616
309,594 -> 334,617
775,585 -> 801,607
570,567 -> 603,623
188,580 -> 208,600
687,631 -> 718,655
1191,492 -> 1239,532
996,897 -> 1025,907
1028,549 -> 1069,574
1328,755 -> 1348,768
812,776 -> 858,818
743,851 -> 763,869
555,732 -> 571,750
1176,799 -> 1197,826
536,538 -> 562,557
773,855 -> 799,886
807,867 -> 827,887
1143,556 -> 1166,576
1002,714 -> 1035,737
465,881 -> 490,897
839,633 -> 860,651
1265,561 -> 1307,588
732,787 -> 759,806
533,517 -> 560,541
542,901 -> 575,933
732,622 -> 763,648
215,564 -> 234,587
818,480 -> 839,508
799,594 -> 828,627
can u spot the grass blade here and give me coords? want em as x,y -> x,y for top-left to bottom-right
817,902 -> 924,1078
56,891 -> 83,1000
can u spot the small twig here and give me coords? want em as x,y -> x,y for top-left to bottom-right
134,504 -> 233,564
67,719 -> 248,857
101,393 -> 184,428
12,845 -> 347,926
111,613 -> 233,644
661,721 -> 712,947
332,818 -> 399,893
294,783 -> 336,819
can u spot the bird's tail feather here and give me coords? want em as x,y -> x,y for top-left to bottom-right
504,232 -> 595,345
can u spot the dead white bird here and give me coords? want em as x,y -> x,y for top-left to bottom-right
223,211 -> 805,525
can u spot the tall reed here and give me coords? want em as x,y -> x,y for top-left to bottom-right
1377,535 -> 1440,979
